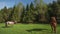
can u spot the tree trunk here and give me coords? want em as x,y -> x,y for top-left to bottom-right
5,21 -> 8,27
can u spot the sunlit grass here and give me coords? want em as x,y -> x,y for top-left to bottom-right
0,23 -> 60,34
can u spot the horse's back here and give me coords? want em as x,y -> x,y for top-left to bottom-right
7,21 -> 14,25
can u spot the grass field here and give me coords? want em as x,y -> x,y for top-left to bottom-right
0,23 -> 60,34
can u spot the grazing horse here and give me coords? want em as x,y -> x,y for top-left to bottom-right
7,21 -> 14,25
6,21 -> 16,26
50,17 -> 57,33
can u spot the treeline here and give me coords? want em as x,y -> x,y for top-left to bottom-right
0,0 -> 60,24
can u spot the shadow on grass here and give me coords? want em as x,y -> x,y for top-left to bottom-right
26,28 -> 48,32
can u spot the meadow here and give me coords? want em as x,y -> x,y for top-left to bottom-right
0,23 -> 60,34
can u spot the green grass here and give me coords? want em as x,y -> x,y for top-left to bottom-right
0,23 -> 60,34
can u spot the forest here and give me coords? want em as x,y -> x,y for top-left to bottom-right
0,0 -> 60,24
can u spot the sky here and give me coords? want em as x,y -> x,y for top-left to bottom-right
0,0 -> 56,9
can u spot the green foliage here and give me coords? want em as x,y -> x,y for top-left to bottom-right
24,2 -> 35,23
2,6 -> 8,22
12,3 -> 23,23
0,0 -> 60,23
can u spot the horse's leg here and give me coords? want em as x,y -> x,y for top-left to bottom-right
6,22 -> 8,27
10,22 -> 14,27
54,27 -> 56,33
53,23 -> 56,33
50,24 -> 53,32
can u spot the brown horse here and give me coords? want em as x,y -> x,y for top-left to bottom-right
50,17 -> 57,33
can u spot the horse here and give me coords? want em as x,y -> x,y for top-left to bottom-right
6,21 -> 16,26
50,17 -> 57,33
